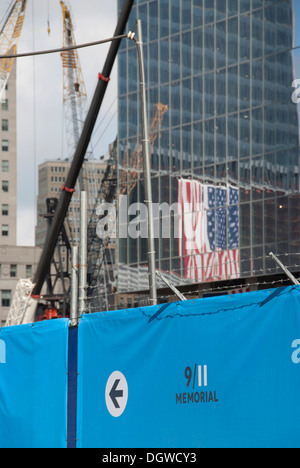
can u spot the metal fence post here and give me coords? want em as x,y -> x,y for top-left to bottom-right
135,19 -> 157,306
79,191 -> 88,315
70,245 -> 79,326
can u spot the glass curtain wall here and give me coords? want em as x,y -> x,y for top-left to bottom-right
117,0 -> 300,293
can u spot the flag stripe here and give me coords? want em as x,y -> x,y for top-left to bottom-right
178,179 -> 240,282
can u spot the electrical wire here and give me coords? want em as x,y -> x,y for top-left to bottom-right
0,34 -> 129,59
93,95 -> 117,138
93,108 -> 118,151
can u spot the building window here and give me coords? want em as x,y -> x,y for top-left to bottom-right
10,265 -> 17,278
2,225 -> 8,237
26,265 -> 32,279
2,181 -> 8,192
2,140 -> 9,152
2,204 -> 8,216
2,160 -> 9,172
2,120 -> 8,132
1,100 -> 8,111
1,290 -> 11,308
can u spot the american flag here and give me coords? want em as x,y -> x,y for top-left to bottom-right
178,179 -> 240,282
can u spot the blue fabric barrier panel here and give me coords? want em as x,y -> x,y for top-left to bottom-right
0,319 -> 69,448
77,286 -> 300,448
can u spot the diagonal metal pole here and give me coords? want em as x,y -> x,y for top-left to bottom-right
156,270 -> 187,301
269,252 -> 300,285
135,20 -> 157,306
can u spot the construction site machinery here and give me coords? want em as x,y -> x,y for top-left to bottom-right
60,1 -> 118,313
5,0 -> 134,326
0,0 -> 30,328
87,138 -> 118,313
87,100 -> 168,314
60,1 -> 106,244
120,103 -> 168,197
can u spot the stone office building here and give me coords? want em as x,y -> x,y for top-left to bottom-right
0,60 -> 40,325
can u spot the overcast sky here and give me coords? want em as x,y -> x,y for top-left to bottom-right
13,0 -> 118,246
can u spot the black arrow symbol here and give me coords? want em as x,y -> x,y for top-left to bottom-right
109,379 -> 123,409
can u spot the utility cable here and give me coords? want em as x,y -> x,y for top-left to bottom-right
93,109 -> 117,151
0,34 -> 129,59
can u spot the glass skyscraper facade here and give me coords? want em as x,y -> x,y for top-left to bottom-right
117,0 -> 300,293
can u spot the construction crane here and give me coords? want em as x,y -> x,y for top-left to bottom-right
27,1 -> 105,320
85,104 -> 169,313
5,0 -> 134,326
85,103 -> 168,313
120,103 -> 168,196
60,0 -> 87,161
87,139 -> 118,313
60,1 -> 100,239
0,0 -> 27,101
60,0 -> 113,314
0,0 -> 34,327
8,1 -> 90,326
7,1 -> 88,326
60,0 -> 88,253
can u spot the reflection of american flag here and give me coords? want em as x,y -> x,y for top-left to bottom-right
178,179 -> 240,282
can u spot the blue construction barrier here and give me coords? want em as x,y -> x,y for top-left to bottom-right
76,286 -> 300,448
1,286 -> 300,448
0,319 -> 69,448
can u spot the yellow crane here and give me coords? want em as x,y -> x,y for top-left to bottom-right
120,102 -> 168,196
0,0 -> 28,101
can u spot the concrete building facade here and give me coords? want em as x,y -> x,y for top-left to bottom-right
0,60 -> 17,246
117,0 -> 300,295
0,60 -> 40,325
0,246 -> 41,325
35,158 -> 108,248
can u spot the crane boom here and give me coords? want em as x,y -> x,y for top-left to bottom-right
0,0 -> 27,101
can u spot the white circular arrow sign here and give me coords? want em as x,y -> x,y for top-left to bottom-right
105,371 -> 128,418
